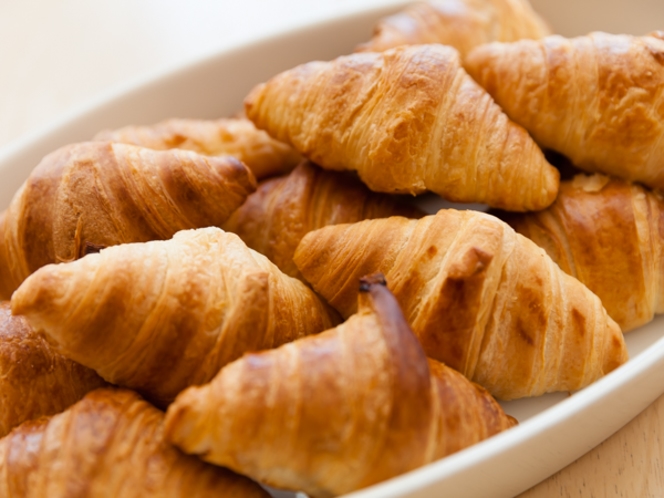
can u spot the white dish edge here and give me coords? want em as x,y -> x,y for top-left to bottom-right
1,2 -> 663,497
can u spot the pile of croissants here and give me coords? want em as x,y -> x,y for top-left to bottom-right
1,0 -> 662,496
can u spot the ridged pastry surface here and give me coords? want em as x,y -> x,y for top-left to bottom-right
94,117 -> 301,180
165,278 -> 515,497
294,210 -> 628,400
222,160 -> 423,279
245,44 -> 559,211
356,0 -> 551,58
466,32 -> 664,189
0,301 -> 105,438
11,227 -> 340,407
502,174 -> 664,332
0,141 -> 257,299
0,388 -> 269,497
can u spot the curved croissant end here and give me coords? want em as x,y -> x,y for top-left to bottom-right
222,161 -> 424,279
500,174 -> 664,332
164,275 -> 515,497
356,0 -> 551,58
0,388 -> 269,497
294,210 -> 628,400
465,32 -> 664,190
245,44 -> 559,212
94,117 -> 302,180
0,302 -> 106,438
0,141 -> 257,299
11,227 -> 340,407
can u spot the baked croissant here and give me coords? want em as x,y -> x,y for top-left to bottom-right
465,32 -> 664,190
355,0 -> 551,58
11,227 -> 340,408
164,275 -> 516,498
0,301 -> 105,438
294,210 -> 628,400
650,30 -> 664,42
245,44 -> 559,212
94,117 -> 301,180
222,160 -> 424,279
0,141 -> 256,299
499,174 -> 664,332
0,388 -> 269,497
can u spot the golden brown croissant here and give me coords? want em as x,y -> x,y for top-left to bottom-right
164,275 -> 516,497
0,141 -> 256,300
499,174 -> 664,332
355,0 -> 551,58
649,30 -> 664,42
0,388 -> 269,497
294,210 -> 628,400
465,32 -> 664,190
0,302 -> 105,438
222,160 -> 424,279
94,117 -> 302,180
244,44 -> 559,212
11,227 -> 340,408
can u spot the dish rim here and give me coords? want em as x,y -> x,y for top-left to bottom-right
2,2 -> 663,497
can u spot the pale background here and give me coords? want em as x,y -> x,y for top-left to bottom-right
2,1 -> 664,496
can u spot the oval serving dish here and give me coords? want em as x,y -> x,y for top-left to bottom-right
1,1 -> 664,497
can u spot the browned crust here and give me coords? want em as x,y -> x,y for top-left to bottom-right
0,141 -> 257,299
11,228 -> 340,407
0,302 -> 105,437
222,161 -> 423,279
94,117 -> 301,180
294,210 -> 628,400
0,388 -> 269,497
245,45 -> 558,211
465,33 -> 664,190
356,0 -> 551,58
163,277 -> 515,496
502,174 -> 664,331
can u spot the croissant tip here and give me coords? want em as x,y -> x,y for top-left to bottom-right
359,273 -> 387,292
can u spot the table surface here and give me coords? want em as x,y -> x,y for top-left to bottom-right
2,1 -> 663,496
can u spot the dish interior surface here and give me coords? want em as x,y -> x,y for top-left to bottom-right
2,1 -> 664,497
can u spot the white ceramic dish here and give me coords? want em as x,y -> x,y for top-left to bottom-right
1,1 -> 664,497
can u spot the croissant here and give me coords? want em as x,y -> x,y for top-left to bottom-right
465,32 -> 664,190
0,141 -> 256,300
164,275 -> 516,497
355,0 -> 551,58
10,227 -> 340,407
0,388 -> 269,497
294,210 -> 628,400
0,301 -> 105,438
94,117 -> 302,180
499,174 -> 664,332
222,160 -> 424,279
244,44 -> 559,212
650,30 -> 664,42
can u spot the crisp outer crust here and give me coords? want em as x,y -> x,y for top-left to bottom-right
0,302 -> 105,438
10,227 -> 340,407
465,32 -> 664,189
0,141 -> 257,300
244,44 -> 559,212
293,210 -> 628,400
222,160 -> 424,279
164,281 -> 515,497
355,0 -> 551,58
0,388 -> 269,497
94,117 -> 302,180
501,174 -> 664,332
